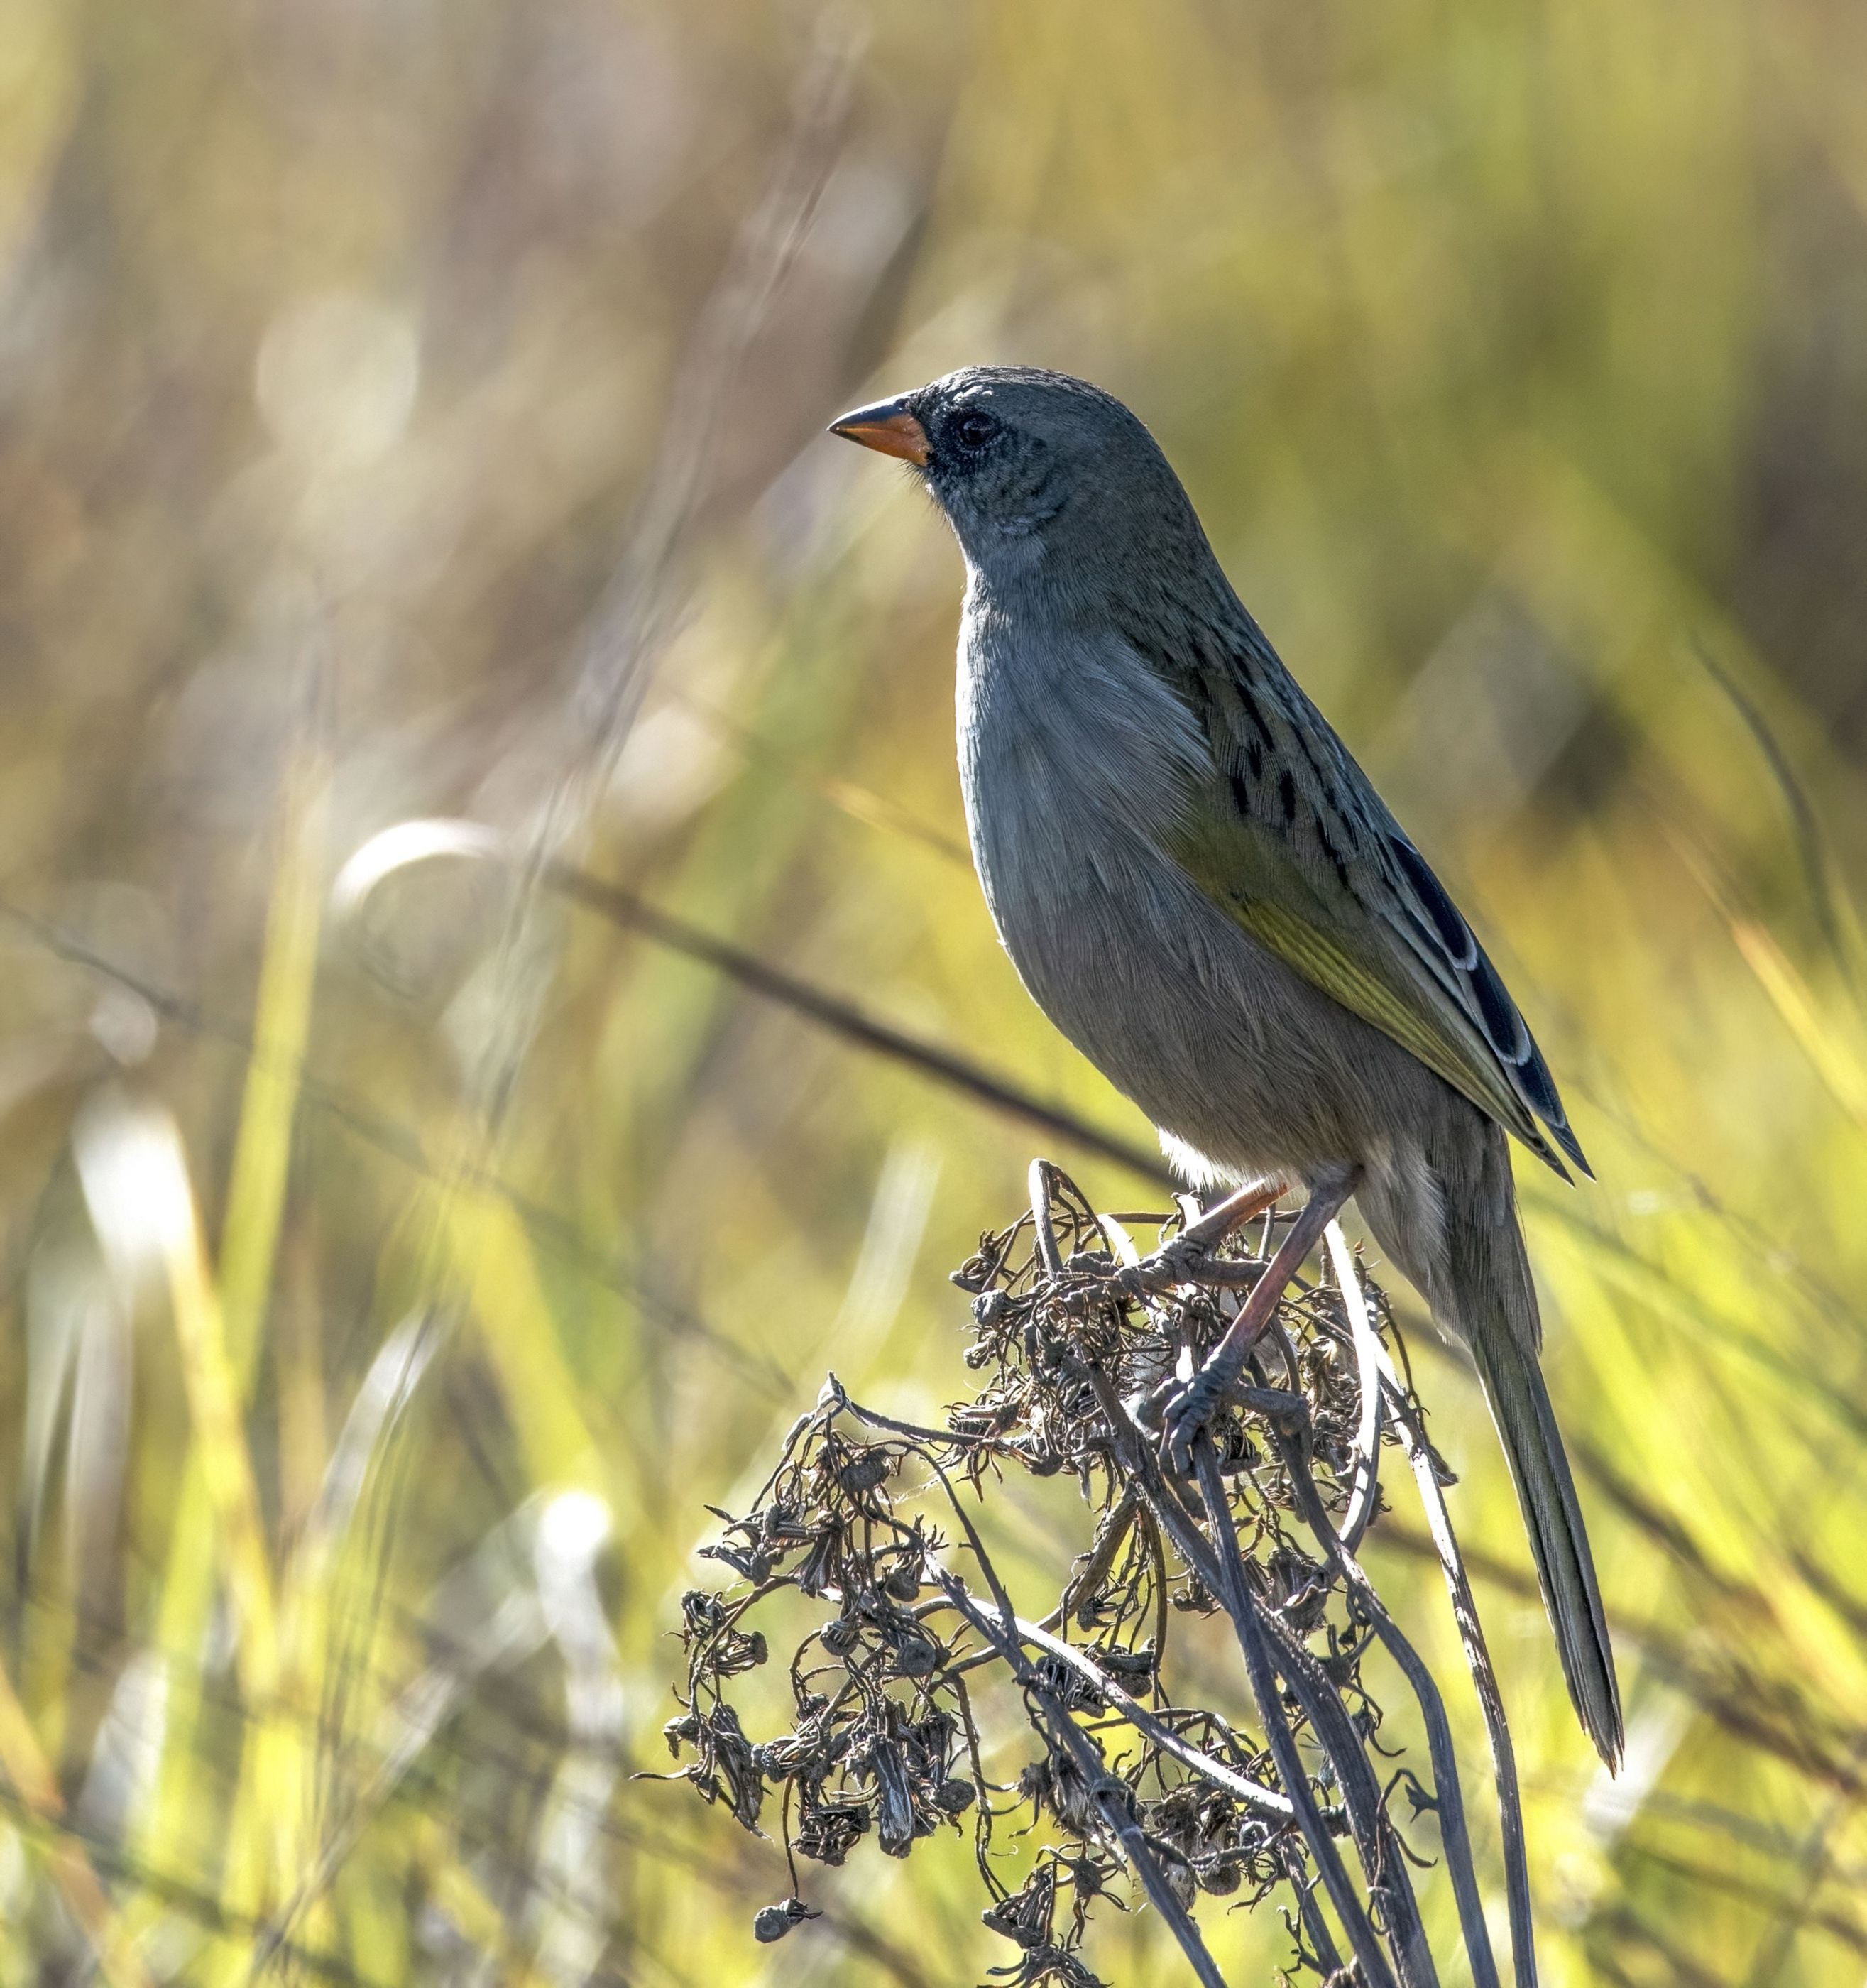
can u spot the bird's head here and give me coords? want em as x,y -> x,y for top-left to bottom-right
829,366 -> 1215,606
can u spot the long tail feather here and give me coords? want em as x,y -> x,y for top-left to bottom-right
1464,1299 -> 1623,1769
1347,1120 -> 1623,1764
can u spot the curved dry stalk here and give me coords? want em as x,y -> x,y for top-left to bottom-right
1009,1615 -> 1291,1821
662,1161 -> 1542,1987
1266,1412 -> 1501,1988
934,1573 -> 1232,1988
1073,1351 -> 1417,1983
1377,1350 -> 1537,1988
1186,1437 -> 1408,1988
1326,1220 -> 1386,1554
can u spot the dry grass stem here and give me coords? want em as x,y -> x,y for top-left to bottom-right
662,1162 -> 1535,1986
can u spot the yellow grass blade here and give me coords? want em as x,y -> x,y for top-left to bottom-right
1729,917 -> 1867,1125
103,751 -> 327,1927
77,1097 -> 284,1959
219,737 -> 328,1380
0,1646 -> 149,1988
444,1184 -> 603,1495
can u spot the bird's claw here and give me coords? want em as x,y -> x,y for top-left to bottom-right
1111,1233 -> 1207,1297
1143,1372 -> 1309,1475
1154,1360 -> 1239,1477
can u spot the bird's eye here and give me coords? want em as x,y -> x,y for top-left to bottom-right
953,410 -> 1000,451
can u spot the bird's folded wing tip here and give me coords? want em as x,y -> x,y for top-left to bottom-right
1551,1122 -> 1594,1181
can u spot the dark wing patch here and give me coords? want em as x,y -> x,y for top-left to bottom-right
1388,835 -> 1477,970
1470,949 -> 1531,1063
1515,1037 -> 1570,1132
1318,819 -> 1354,890
1383,828 -> 1592,1178
1142,608 -> 1593,1179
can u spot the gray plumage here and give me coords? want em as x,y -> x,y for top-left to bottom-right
832,364 -> 1622,1767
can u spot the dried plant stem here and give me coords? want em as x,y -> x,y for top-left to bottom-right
1268,1412 -> 1501,1988
1008,1615 -> 1291,1820
1379,1350 -> 1537,1988
1030,1158 -> 1068,1274
1093,1337 -> 1433,1979
1064,1347 -> 1403,1985
936,1578 -> 1232,1988
1186,1436 -> 1409,1988
669,1162 -> 1543,1986
931,1471 -> 1231,1988
1326,1221 -> 1386,1555
1281,1846 -> 1347,1977
1057,1490 -> 1140,1626
1257,1583 -> 1443,1987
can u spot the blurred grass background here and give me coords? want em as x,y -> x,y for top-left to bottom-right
3,0 -> 1867,1980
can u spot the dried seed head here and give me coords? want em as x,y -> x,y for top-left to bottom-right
892,1630 -> 941,1678
836,1448 -> 891,1494
752,1898 -> 818,1943
660,1163 -> 1428,1985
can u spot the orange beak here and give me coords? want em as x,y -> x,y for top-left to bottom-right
828,394 -> 930,466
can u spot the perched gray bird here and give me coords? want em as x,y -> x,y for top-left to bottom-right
831,366 -> 1622,1767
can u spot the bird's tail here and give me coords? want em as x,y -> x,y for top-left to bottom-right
1451,1214 -> 1624,1770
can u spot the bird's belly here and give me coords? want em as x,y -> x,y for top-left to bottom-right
970,797 -> 1389,1185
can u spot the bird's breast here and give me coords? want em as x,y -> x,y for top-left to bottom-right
953,611 -> 1245,1064
956,613 -> 1205,950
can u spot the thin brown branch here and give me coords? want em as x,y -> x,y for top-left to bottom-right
549,865 -> 1173,1184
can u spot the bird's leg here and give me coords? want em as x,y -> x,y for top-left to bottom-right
1183,1179 -> 1288,1251
1115,1179 -> 1288,1294
1153,1164 -> 1361,1475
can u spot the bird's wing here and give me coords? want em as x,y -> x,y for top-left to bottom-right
1154,635 -> 1589,1179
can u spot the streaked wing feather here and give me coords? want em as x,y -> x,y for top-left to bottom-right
1368,820 -> 1590,1176
1152,624 -> 1589,1179
1174,802 -> 1568,1171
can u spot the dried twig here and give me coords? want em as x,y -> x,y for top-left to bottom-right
566,867 -> 1176,1184
658,1162 -> 1545,1984
1378,1350 -> 1537,1987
